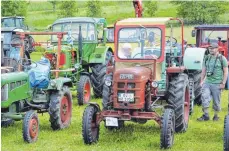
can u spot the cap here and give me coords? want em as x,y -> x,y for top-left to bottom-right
209,43 -> 218,48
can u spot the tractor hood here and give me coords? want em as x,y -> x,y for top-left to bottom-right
1,72 -> 28,85
114,66 -> 151,81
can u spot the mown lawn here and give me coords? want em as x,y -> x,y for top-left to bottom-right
1,90 -> 228,151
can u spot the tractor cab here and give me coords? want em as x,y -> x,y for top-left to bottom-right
192,25 -> 229,60
1,16 -> 28,30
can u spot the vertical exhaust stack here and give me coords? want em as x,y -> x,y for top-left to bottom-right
78,25 -> 83,64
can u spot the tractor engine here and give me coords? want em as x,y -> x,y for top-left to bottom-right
112,67 -> 152,110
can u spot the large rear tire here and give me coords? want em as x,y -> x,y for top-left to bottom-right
160,108 -> 175,149
82,105 -> 100,144
91,51 -> 113,98
167,73 -> 190,133
193,70 -> 202,105
49,86 -> 72,130
102,73 -> 113,110
224,115 -> 229,151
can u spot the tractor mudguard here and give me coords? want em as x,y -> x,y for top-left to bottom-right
47,77 -> 72,90
88,103 -> 101,112
89,46 -> 113,64
183,47 -> 206,70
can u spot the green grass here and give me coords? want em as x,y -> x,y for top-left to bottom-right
1,91 -> 228,151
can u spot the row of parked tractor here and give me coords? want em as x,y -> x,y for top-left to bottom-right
1,16 -> 229,150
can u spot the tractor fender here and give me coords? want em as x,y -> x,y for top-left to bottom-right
183,47 -> 206,70
80,72 -> 90,77
89,46 -> 113,64
88,103 -> 101,112
48,77 -> 72,90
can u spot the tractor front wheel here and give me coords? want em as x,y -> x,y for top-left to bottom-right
23,110 -> 39,143
49,86 -> 72,130
224,115 -> 229,151
77,75 -> 91,105
82,105 -> 100,144
1,118 -> 15,128
160,108 -> 175,149
167,73 -> 190,133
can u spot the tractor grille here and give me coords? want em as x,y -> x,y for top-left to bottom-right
117,82 -> 135,88
117,82 -> 136,103
1,84 -> 8,101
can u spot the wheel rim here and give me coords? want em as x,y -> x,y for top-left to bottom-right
29,117 -> 38,139
60,95 -> 71,124
84,81 -> 90,103
184,87 -> 190,123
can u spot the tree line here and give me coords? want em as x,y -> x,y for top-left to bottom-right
1,1 -> 229,24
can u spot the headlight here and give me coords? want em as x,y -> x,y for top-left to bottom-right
105,80 -> 112,86
50,80 -> 57,87
151,81 -> 158,88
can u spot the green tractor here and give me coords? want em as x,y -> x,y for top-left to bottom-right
1,32 -> 73,143
46,17 -> 113,105
82,18 -> 206,149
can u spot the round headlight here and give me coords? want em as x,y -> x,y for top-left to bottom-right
50,80 -> 56,87
151,81 -> 158,88
105,80 -> 112,86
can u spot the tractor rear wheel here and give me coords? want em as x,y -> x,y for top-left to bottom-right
91,51 -> 113,98
77,75 -> 91,105
167,73 -> 190,133
193,70 -> 202,105
160,108 -> 175,149
23,110 -> 39,143
49,86 -> 72,130
82,105 -> 100,144
189,78 -> 195,115
224,115 -> 229,151
1,118 -> 15,128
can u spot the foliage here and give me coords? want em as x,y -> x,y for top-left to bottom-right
144,1 -> 158,17
171,1 -> 228,24
48,1 -> 58,12
1,1 -> 28,17
58,1 -> 77,18
86,0 -> 101,17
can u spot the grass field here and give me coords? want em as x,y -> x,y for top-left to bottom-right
1,91 -> 228,151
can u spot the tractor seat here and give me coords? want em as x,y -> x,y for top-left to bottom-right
28,57 -> 51,89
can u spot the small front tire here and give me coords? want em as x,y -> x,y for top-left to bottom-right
160,108 -> 175,149
23,110 -> 39,143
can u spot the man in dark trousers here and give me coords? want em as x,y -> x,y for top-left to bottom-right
197,43 -> 228,121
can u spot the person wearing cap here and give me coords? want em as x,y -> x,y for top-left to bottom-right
197,42 -> 228,121
119,43 -> 132,58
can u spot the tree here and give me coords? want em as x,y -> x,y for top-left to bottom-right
144,1 -> 158,17
58,1 -> 77,17
48,1 -> 58,12
86,0 -> 101,17
171,1 -> 228,24
1,1 -> 28,17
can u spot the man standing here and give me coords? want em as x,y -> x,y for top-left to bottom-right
197,43 -> 228,121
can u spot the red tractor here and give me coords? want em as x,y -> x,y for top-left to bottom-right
81,18 -> 204,149
192,25 -> 229,90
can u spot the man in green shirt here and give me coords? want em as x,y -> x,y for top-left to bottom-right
197,43 -> 228,121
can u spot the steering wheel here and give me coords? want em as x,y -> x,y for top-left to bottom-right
18,58 -> 37,68
132,52 -> 157,59
165,36 -> 177,45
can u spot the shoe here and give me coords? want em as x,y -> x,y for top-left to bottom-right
213,115 -> 219,121
197,114 -> 210,121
